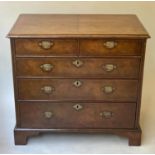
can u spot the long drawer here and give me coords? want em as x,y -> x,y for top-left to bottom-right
19,102 -> 136,129
17,79 -> 138,102
16,58 -> 140,78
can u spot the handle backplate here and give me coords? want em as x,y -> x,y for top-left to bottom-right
40,63 -> 53,72
103,64 -> 117,72
104,41 -> 117,49
102,86 -> 115,94
39,41 -> 54,49
100,111 -> 112,119
41,86 -> 55,94
44,111 -> 53,118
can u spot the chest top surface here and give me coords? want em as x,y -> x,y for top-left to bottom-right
8,14 -> 149,38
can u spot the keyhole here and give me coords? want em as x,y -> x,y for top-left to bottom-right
73,80 -> 82,87
72,59 -> 83,68
76,81 -> 81,87
76,81 -> 79,86
73,104 -> 83,111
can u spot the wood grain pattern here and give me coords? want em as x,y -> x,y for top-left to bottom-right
14,129 -> 39,145
17,79 -> 138,102
16,58 -> 140,78
15,39 -> 78,56
80,39 -> 142,56
7,14 -> 150,38
19,102 -> 136,129
14,126 -> 142,145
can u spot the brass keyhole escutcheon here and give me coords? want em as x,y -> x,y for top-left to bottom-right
73,104 -> 83,111
73,80 -> 82,88
72,59 -> 83,68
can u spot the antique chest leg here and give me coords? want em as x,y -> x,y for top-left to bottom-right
128,127 -> 142,146
14,129 -> 40,145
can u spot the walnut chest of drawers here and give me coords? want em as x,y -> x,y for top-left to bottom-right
8,14 -> 150,145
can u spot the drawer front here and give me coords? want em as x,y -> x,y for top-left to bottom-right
16,58 -> 140,78
18,79 -> 138,102
15,39 -> 78,56
19,102 -> 136,129
80,39 -> 141,56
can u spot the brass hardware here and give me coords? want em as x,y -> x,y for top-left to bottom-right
100,111 -> 112,119
40,64 -> 54,72
44,111 -> 53,118
73,80 -> 82,88
103,64 -> 117,72
73,104 -> 83,111
41,86 -> 55,94
102,86 -> 115,94
39,40 -> 54,49
72,59 -> 83,68
104,41 -> 117,49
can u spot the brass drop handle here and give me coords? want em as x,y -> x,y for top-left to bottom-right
39,40 -> 54,49
72,59 -> 83,68
41,86 -> 55,94
100,111 -> 112,119
40,64 -> 54,72
102,86 -> 115,94
73,80 -> 82,88
103,64 -> 117,72
73,104 -> 83,111
104,41 -> 117,49
44,111 -> 53,119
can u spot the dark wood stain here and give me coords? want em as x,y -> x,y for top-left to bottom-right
17,79 -> 138,102
15,39 -> 78,56
19,102 -> 136,129
16,57 -> 140,78
80,39 -> 142,56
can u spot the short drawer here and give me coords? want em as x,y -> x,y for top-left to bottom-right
17,79 -> 138,102
16,58 -> 140,78
80,39 -> 142,56
15,39 -> 78,56
19,102 -> 136,129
